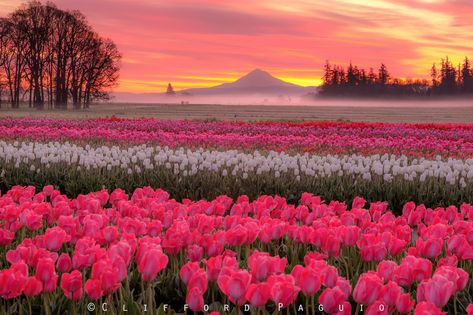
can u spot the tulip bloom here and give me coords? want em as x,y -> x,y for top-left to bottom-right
186,287 -> 205,312
138,248 -> 169,282
57,253 -> 72,273
396,293 -> 415,314
85,279 -> 103,300
35,258 -> 58,293
245,282 -> 271,308
23,276 -> 43,297
60,270 -> 83,301
353,272 -> 383,305
217,269 -> 251,305
318,287 -> 346,314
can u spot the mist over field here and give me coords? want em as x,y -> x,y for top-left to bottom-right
111,92 -> 473,108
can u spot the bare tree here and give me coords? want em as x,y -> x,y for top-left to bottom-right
0,1 -> 121,109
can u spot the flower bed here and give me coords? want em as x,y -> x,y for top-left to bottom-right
0,186 -> 472,314
1,141 -> 473,210
1,118 -> 473,158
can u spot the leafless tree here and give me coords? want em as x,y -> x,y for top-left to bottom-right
0,1 -> 121,109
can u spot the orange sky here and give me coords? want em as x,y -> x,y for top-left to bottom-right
2,0 -> 473,92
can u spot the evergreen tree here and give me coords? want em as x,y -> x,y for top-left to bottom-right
431,63 -> 439,87
461,57 -> 473,92
378,64 -> 389,85
166,83 -> 175,95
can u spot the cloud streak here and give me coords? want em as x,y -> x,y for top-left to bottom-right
2,0 -> 473,92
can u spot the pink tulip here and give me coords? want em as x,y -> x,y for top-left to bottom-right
318,287 -> 346,314
57,253 -> 72,273
85,279 -> 103,300
23,276 -> 43,297
245,282 -> 271,308
35,258 -> 58,293
268,275 -> 300,309
353,272 -> 383,305
137,248 -> 168,282
217,269 -> 251,305
60,270 -> 83,300
396,293 -> 415,314
414,301 -> 446,315
180,262 -> 200,285
186,287 -> 204,312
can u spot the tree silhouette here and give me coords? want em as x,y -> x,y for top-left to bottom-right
320,57 -> 472,98
0,1 -> 121,109
166,83 -> 175,95
378,64 -> 389,86
461,57 -> 473,93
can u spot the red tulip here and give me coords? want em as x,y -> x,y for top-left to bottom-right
291,266 -> 321,296
102,226 -> 119,243
186,287 -> 204,312
217,268 -> 251,305
188,268 -> 208,293
268,275 -> 300,309
35,258 -> 58,293
138,248 -> 168,282
357,234 -> 387,262
377,260 -> 397,283
248,250 -> 287,282
318,286 -> 346,314
225,224 -> 248,247
395,293 -> 415,314
44,227 -> 70,251
340,225 -> 360,247
24,276 -> 43,297
421,275 -> 455,307
366,300 -> 388,315
187,244 -> 203,262
353,272 -> 383,305
203,251 -> 238,282
85,279 -> 102,300
466,304 -> 473,315
418,238 -> 443,259
0,229 -> 14,246
60,270 -> 83,300
0,268 -> 26,299
414,301 -> 446,315
57,253 -> 72,273
180,262 -> 200,285
380,281 -> 401,306
321,265 -> 338,288
245,282 -> 271,308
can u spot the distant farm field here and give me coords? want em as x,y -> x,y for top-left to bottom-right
1,101 -> 473,122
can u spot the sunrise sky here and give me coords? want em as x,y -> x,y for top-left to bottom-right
1,0 -> 473,93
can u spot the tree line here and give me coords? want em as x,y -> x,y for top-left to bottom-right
0,1 -> 121,109
320,57 -> 473,98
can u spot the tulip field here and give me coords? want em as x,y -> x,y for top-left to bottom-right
0,117 -> 473,314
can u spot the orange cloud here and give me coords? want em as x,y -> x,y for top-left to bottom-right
2,0 -> 473,92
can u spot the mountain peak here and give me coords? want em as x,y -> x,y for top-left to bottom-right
234,69 -> 291,88
178,68 -> 314,96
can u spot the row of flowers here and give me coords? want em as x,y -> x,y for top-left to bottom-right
2,141 -> 473,184
0,186 -> 472,314
1,118 -> 473,157
2,140 -> 473,211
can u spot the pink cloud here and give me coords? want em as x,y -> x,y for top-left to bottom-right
2,0 -> 473,92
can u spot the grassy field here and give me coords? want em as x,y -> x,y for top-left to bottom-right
1,102 -> 473,122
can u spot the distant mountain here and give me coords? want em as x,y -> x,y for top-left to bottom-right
111,69 -> 318,104
179,69 -> 315,96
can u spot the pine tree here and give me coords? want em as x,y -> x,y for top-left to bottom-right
461,57 -> 472,92
322,60 -> 332,86
166,83 -> 175,95
431,63 -> 439,87
378,64 -> 389,86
